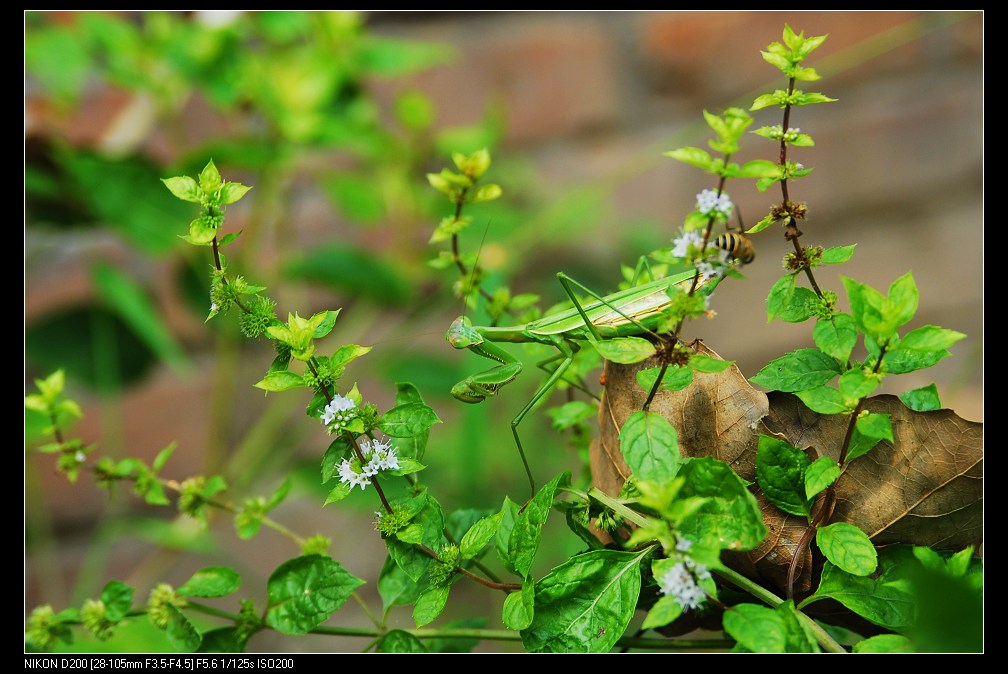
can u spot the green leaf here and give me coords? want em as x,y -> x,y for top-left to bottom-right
219,182 -> 251,205
92,263 -> 188,371
812,314 -> 858,363
325,174 -> 385,223
413,585 -> 451,628
387,493 -> 445,582
853,634 -> 916,653
723,603 -> 787,652
283,244 -> 413,305
838,369 -> 880,404
688,354 -> 734,373
804,558 -> 914,629
591,337 -> 657,364
459,513 -> 502,560
900,384 -> 941,412
199,160 -> 223,193
502,579 -> 535,631
805,456 -> 840,499
375,629 -> 429,653
898,325 -> 966,352
100,581 -> 134,622
495,498 -> 521,575
756,436 -> 811,517
547,400 -> 597,431
640,595 -> 683,631
165,606 -> 201,653
665,146 -> 714,171
821,244 -> 856,264
196,627 -> 247,653
392,383 -> 432,460
794,386 -> 852,414
677,457 -> 767,551
311,310 -> 342,339
177,567 -> 241,598
162,176 -> 202,203
377,555 -> 425,618
817,523 -> 877,576
637,365 -> 693,392
380,402 -> 442,438
510,473 -> 569,579
620,410 -> 681,483
264,555 -> 365,635
521,549 -> 647,653
846,413 -> 893,462
253,370 -> 307,393
750,348 -> 841,392
329,342 -> 370,365
733,159 -> 780,179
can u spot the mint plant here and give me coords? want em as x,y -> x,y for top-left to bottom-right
25,24 -> 981,653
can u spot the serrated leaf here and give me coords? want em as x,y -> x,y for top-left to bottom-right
591,337 -> 656,364
253,371 -> 306,392
794,386 -> 851,414
380,402 -> 442,438
100,581 -> 134,622
637,365 -> 693,393
813,314 -> 858,363
619,410 -> 681,483
376,629 -> 429,653
677,457 -> 767,551
756,436 -> 811,517
510,473 -> 568,579
805,559 -> 914,629
817,523 -> 877,576
413,585 -> 451,628
459,513 -> 502,560
804,456 -> 840,499
264,555 -> 365,635
750,348 -> 841,392
161,176 -> 202,202
177,567 -> 241,598
821,244 -> 856,264
900,384 -> 941,412
723,603 -> 788,652
165,606 -> 201,652
502,579 -> 535,631
521,549 -> 647,653
665,146 -> 714,170
853,634 -> 915,653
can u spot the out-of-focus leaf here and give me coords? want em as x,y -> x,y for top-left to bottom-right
282,243 -> 413,305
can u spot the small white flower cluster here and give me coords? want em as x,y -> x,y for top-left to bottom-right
671,229 -> 704,259
337,436 -> 400,491
695,189 -> 734,220
671,229 -> 732,284
321,394 -> 358,429
658,540 -> 712,610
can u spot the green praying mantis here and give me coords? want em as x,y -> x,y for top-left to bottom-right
446,266 -> 720,499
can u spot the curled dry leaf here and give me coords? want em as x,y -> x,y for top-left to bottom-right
592,341 -> 983,601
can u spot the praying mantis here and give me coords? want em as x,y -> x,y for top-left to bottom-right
446,267 -> 718,498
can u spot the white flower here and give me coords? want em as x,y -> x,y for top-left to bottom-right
675,538 -> 693,552
671,229 -> 704,259
337,458 -> 370,491
695,189 -> 733,219
321,394 -> 358,427
74,450 -> 86,463
658,560 -> 709,610
210,303 -> 218,313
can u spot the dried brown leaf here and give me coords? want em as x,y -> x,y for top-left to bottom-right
592,341 -> 983,599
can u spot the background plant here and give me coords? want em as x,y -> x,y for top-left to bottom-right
25,12 -> 982,653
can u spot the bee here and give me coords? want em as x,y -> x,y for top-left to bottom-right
713,232 -> 755,264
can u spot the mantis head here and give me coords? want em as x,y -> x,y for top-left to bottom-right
446,316 -> 484,349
